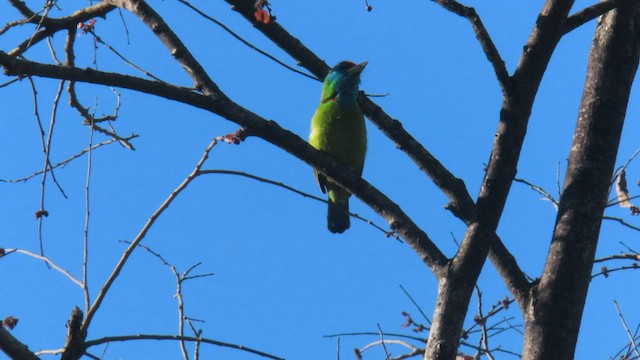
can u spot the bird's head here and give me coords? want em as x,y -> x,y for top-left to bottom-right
321,61 -> 368,104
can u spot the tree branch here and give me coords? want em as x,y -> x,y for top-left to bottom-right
431,0 -> 511,94
426,0 -> 578,357
523,3 -> 640,357
0,327 -> 40,360
0,52 -> 448,274
7,2 -> 116,57
61,308 -> 86,360
103,0 -> 222,95
223,0 -> 531,303
565,0 -> 632,34
84,334 -> 285,360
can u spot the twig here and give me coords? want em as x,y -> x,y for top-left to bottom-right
324,332 -> 426,343
603,215 -> 640,231
7,2 -> 116,57
399,285 -> 431,325
5,249 -> 84,287
83,120 -> 95,313
44,80 -> 69,199
613,300 -> 640,359
474,286 -> 495,360
359,339 -> 419,355
81,135 -> 221,333
377,323 -> 391,360
83,334 -> 284,360
197,169 -> 396,238
556,161 -> 562,200
122,240 -> 214,360
176,0 -> 318,81
620,242 -> 640,254
594,253 -> 640,263
514,177 -> 559,209
0,136 -> 137,183
431,0 -> 511,95
89,31 -> 167,82
592,264 -> 640,279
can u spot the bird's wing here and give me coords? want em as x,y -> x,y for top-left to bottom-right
314,169 -> 327,194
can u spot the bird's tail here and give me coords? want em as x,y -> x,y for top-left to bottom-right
327,199 -> 350,234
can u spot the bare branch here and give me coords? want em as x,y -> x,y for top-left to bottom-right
431,0 -> 511,94
177,0 -> 317,81
5,249 -> 83,288
104,0 -> 222,95
89,31 -> 167,82
377,323 -> 391,360
0,327 -> 40,360
603,215 -> 640,231
565,0 -> 631,34
82,123 -> 94,313
81,134 -> 221,333
224,0 -> 530,304
0,136 -> 137,183
614,300 -> 640,359
399,285 -> 432,325
514,177 -> 559,209
324,332 -> 426,344
197,169 -> 395,238
83,334 -> 284,360
0,54 -> 448,272
7,2 -> 116,57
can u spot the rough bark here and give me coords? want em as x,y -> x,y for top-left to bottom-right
522,3 -> 640,359
61,307 -> 86,360
424,1 -> 576,358
0,327 -> 40,360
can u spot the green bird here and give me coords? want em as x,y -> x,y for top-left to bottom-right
309,61 -> 368,233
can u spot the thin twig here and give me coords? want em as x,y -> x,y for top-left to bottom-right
81,135 -> 221,333
121,240 -> 214,360
474,286 -> 495,360
399,285 -> 431,325
431,0 -> 511,95
83,334 -> 284,360
514,177 -> 559,209
592,264 -> 640,279
324,332 -> 426,343
83,119 -> 94,314
603,216 -> 640,231
593,253 -> 640,263
377,323 -> 391,360
197,169 -> 397,238
176,0 -> 318,81
5,249 -> 83,288
613,300 -> 640,359
0,136 -> 137,183
89,31 -> 167,82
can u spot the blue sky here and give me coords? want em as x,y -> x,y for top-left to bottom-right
1,0 -> 640,359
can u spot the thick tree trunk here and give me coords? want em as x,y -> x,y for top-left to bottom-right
522,3 -> 640,359
424,1 -> 576,359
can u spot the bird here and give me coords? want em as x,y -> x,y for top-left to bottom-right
309,61 -> 368,233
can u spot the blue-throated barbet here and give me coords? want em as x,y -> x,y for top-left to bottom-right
309,61 -> 368,233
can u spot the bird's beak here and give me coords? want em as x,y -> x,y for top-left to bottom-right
349,61 -> 368,76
